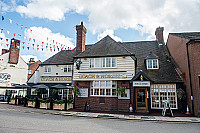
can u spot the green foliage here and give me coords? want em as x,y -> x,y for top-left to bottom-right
177,88 -> 186,100
52,89 -> 58,95
67,99 -> 73,105
73,87 -> 81,96
54,99 -> 63,105
117,87 -> 125,96
11,95 -> 15,100
34,88 -> 40,94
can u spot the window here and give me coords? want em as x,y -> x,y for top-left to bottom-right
90,58 -> 116,68
64,65 -> 73,72
90,81 -> 117,96
31,88 -> 37,95
151,84 -> 177,109
146,59 -> 159,69
28,69 -> 32,74
44,66 -> 51,73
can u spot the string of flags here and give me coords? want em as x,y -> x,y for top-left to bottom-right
0,15 -> 73,52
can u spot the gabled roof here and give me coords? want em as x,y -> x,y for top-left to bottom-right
170,32 -> 200,40
75,35 -> 134,58
121,41 -> 182,83
42,50 -> 76,65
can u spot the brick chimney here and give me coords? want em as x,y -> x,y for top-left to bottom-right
8,38 -> 20,64
76,21 -> 87,55
155,27 -> 164,44
1,49 -> 9,55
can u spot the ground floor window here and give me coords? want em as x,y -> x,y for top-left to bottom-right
151,84 -> 177,109
90,81 -> 117,96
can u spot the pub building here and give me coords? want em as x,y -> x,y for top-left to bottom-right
27,50 -> 76,100
0,38 -> 28,101
73,22 -> 183,112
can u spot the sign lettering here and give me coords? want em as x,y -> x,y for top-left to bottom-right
79,74 -> 127,79
41,76 -> 72,81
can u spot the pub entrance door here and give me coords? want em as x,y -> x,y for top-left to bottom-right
135,88 -> 148,111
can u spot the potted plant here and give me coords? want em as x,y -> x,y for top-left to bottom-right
40,98 -> 50,109
73,87 -> 81,96
27,98 -> 36,107
10,95 -> 15,104
53,99 -> 64,110
177,88 -> 186,113
67,99 -> 73,110
117,87 -> 126,96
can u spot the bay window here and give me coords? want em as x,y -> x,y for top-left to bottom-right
151,84 -> 177,109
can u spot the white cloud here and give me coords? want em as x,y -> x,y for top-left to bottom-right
21,55 -> 38,63
22,27 -> 75,62
13,0 -> 200,42
97,30 -> 122,42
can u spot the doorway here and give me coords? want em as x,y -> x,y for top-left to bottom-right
135,88 -> 148,110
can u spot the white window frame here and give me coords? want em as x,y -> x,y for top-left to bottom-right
28,69 -> 32,74
151,84 -> 177,109
64,65 -> 73,72
89,58 -> 117,68
146,59 -> 159,69
44,66 -> 51,73
90,81 -> 117,97
31,88 -> 37,95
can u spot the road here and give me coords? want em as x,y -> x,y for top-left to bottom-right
0,106 -> 199,133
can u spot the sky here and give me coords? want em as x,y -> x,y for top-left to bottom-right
0,0 -> 200,62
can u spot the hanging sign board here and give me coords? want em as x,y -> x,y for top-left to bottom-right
78,88 -> 88,97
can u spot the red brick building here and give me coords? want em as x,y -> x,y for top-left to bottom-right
28,58 -> 41,80
166,32 -> 200,116
73,23 -> 182,113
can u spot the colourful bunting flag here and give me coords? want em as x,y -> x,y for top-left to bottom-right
15,22 -> 18,26
21,25 -> 23,29
27,47 -> 29,50
37,48 -> 39,51
6,39 -> 8,42
0,38 -> 3,40
13,33 -> 15,37
22,46 -> 24,49
2,16 -> 4,21
47,37 -> 48,41
29,38 -> 31,41
33,39 -> 35,42
30,29 -> 32,33
22,42 -> 25,44
42,42 -> 44,44
9,19 -> 12,23
37,45 -> 39,47
42,48 -> 43,51
32,44 -> 34,47
6,44 -> 9,47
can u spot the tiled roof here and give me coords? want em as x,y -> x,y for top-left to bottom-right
121,41 -> 182,83
170,32 -> 200,40
42,50 -> 76,65
75,35 -> 133,58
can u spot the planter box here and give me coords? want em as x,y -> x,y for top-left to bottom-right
53,104 -> 64,110
28,101 -> 35,107
40,103 -> 50,109
67,103 -> 73,110
9,100 -> 16,104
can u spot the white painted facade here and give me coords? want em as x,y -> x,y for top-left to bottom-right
73,56 -> 135,81
28,65 -> 73,84
0,53 -> 28,97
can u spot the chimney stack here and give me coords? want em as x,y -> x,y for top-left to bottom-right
155,27 -> 164,44
76,21 -> 87,55
8,38 -> 20,64
1,49 -> 9,55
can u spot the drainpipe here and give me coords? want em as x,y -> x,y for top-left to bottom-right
186,40 -> 194,115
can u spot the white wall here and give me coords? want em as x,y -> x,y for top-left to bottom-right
73,56 -> 135,81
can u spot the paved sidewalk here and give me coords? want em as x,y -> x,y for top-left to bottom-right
1,103 -> 200,123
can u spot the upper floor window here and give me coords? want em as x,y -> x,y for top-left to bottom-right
146,59 -> 159,69
90,58 -> 116,68
64,65 -> 73,72
44,66 -> 51,73
28,69 -> 32,74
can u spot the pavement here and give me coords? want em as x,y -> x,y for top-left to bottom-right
1,102 -> 200,123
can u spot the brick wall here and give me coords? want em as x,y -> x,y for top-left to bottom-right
188,41 -> 200,116
28,61 -> 42,79
75,80 -> 132,112
166,34 -> 200,116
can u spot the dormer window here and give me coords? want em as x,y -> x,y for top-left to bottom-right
147,59 -> 159,69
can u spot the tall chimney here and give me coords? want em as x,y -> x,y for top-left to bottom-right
155,27 -> 164,44
8,38 -> 20,64
76,21 -> 87,55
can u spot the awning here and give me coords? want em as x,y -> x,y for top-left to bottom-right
51,84 -> 68,89
32,84 -> 49,89
15,84 -> 31,88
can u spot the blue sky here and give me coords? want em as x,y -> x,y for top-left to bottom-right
0,0 -> 199,62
